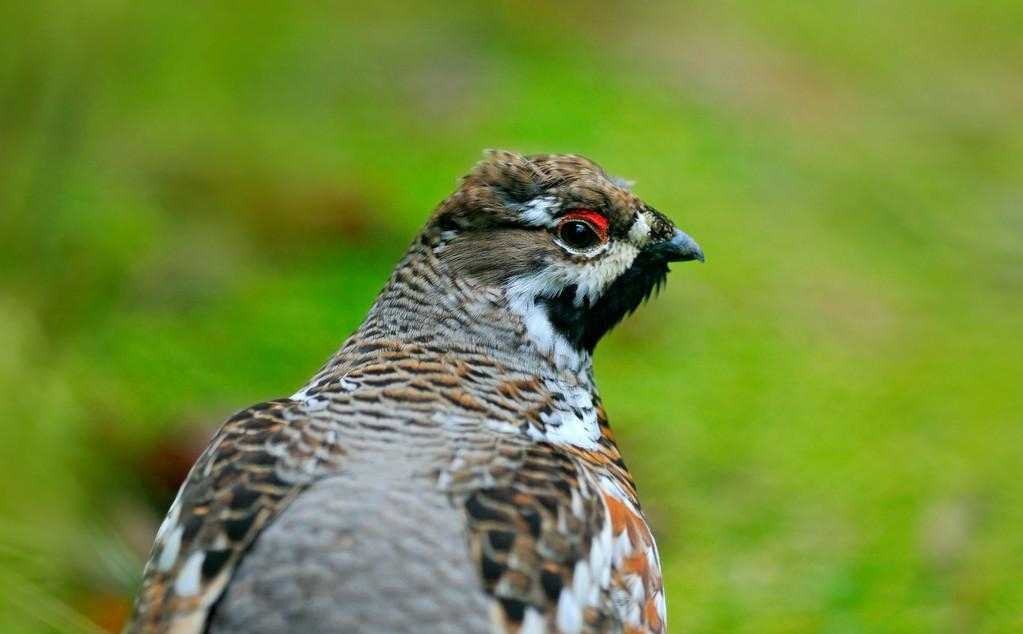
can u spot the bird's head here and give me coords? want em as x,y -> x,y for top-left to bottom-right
426,150 -> 703,361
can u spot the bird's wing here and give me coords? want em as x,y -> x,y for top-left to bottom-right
462,443 -> 665,634
123,398 -> 345,634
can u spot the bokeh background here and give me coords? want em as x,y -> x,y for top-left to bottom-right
2,2 -> 1021,632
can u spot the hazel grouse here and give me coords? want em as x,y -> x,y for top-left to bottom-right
125,151 -> 704,634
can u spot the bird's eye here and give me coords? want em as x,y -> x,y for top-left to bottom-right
559,220 -> 599,249
556,211 -> 608,251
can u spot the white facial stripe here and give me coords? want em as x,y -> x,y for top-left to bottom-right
627,212 -> 652,245
506,275 -> 586,373
542,241 -> 639,307
517,196 -> 559,226
505,265 -> 571,301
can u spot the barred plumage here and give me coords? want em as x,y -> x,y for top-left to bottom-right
125,151 -> 702,634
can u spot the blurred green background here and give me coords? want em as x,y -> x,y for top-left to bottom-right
2,1 -> 1021,632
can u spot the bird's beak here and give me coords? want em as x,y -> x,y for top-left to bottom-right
642,228 -> 704,263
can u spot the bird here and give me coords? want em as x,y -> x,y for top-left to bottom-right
124,151 -> 704,634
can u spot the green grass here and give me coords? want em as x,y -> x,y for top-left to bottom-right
1,1 -> 1021,632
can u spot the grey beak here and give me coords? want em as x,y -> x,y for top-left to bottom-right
643,229 -> 705,263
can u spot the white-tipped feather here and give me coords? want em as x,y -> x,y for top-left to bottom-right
173,552 -> 205,597
556,588 -> 583,634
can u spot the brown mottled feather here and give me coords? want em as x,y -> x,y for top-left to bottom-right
126,400 -> 345,633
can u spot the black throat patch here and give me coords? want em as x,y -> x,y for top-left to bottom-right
539,253 -> 670,353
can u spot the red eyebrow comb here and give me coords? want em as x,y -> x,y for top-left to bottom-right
561,210 -> 609,239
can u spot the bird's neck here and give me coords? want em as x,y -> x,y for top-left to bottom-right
336,240 -> 595,380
